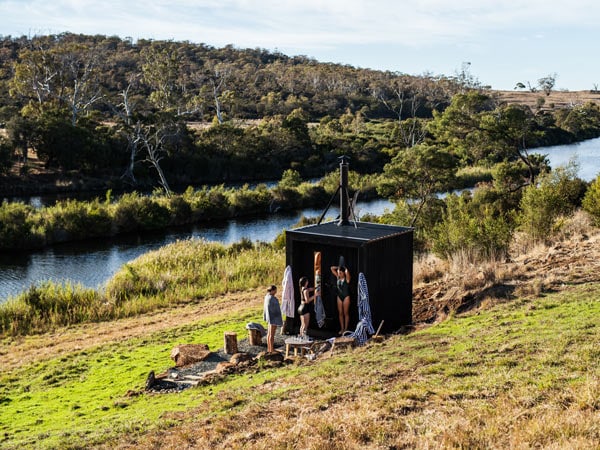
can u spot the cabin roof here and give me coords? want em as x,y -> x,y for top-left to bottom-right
287,220 -> 412,243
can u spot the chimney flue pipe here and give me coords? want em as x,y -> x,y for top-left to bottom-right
338,155 -> 350,226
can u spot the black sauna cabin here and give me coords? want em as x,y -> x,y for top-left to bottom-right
285,157 -> 413,334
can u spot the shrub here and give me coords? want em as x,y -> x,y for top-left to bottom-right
278,168 -> 302,189
40,199 -> 112,242
111,191 -> 142,232
0,201 -> 43,248
165,195 -> 192,225
582,174 -> 600,226
0,282 -> 103,335
228,184 -> 271,215
432,193 -> 513,261
518,163 -> 584,241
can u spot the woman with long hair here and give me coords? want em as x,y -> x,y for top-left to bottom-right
263,284 -> 282,353
298,276 -> 315,338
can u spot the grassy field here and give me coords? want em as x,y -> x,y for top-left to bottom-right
1,280 -> 598,449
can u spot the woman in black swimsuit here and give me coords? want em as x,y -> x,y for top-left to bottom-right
330,265 -> 351,335
298,276 -> 315,338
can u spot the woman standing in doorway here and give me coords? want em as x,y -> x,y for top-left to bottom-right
298,276 -> 315,338
330,265 -> 351,335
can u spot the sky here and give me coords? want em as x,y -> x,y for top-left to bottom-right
1,0 -> 600,91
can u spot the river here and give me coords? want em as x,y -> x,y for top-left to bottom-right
0,198 -> 394,301
0,138 -> 599,302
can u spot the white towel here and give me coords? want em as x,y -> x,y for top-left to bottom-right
281,265 -> 295,318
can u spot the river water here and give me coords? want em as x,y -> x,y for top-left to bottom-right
0,199 -> 394,301
0,138 -> 599,302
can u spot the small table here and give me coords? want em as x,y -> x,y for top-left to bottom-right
284,337 -> 313,358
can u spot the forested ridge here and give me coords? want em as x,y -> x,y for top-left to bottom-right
1,32 -> 600,196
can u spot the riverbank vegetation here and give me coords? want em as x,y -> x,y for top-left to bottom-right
0,169 -> 378,249
2,167 -> 600,337
0,239 -> 283,335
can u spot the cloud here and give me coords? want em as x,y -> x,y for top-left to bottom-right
2,0 -> 599,48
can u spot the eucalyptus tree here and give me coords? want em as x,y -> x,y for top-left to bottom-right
427,91 -> 496,165
478,104 -> 547,187
198,59 -> 235,124
111,73 -> 143,184
9,40 -> 57,106
538,73 -> 557,96
10,37 -> 105,125
371,72 -> 429,148
133,114 -> 185,195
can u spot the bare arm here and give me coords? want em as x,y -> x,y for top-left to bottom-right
345,268 -> 351,283
330,266 -> 338,276
302,287 -> 315,303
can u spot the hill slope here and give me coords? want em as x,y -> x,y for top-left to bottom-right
1,228 -> 599,449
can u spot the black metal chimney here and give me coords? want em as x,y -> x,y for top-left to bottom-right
338,155 -> 350,226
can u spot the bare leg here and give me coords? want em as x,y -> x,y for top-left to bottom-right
300,313 -> 307,336
342,297 -> 351,333
267,324 -> 277,352
337,297 -> 344,334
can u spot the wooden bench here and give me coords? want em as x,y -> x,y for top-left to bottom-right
284,337 -> 313,358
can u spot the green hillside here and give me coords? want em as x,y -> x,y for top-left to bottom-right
1,279 -> 598,449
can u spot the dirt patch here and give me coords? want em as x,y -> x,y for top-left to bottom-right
411,231 -> 600,324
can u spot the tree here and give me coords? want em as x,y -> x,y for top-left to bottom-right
372,73 -> 427,147
378,143 -> 458,226
518,162 -> 583,242
198,60 -> 234,124
5,115 -> 33,165
55,42 -> 104,125
582,174 -> 600,226
141,43 -> 182,112
538,73 -> 557,96
133,117 -> 182,195
427,91 -> 496,164
10,39 -> 104,125
111,73 -> 142,184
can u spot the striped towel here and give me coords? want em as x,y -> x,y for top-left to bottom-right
349,272 -> 375,345
281,265 -> 295,318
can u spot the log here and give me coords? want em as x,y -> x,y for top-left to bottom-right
248,328 -> 263,346
224,332 -> 238,354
